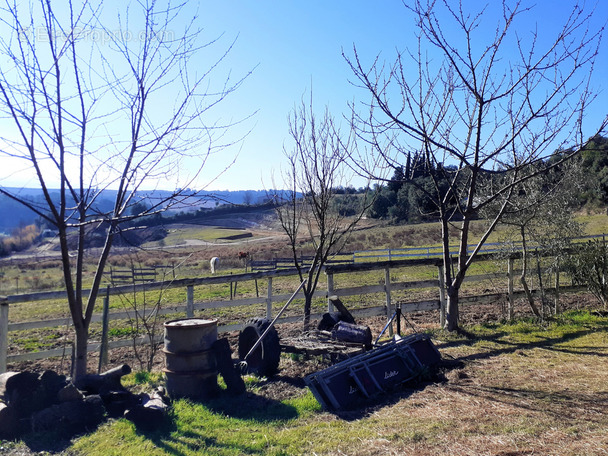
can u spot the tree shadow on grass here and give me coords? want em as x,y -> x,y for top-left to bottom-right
130,417 -> 260,456
20,431 -> 75,454
203,390 -> 300,422
324,364 -> 455,422
435,326 -> 607,363
444,382 -> 608,425
121,391 -> 299,456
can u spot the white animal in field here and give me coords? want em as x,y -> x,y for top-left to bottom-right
210,257 -> 219,274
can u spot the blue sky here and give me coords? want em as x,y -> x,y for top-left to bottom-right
197,0 -> 608,191
1,1 -> 606,192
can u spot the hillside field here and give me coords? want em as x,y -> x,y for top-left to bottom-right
2,211 -> 608,455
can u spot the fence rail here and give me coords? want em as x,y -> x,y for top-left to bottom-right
0,252 -> 585,373
352,233 -> 607,261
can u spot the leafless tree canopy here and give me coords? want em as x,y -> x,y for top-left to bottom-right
272,97 -> 372,329
345,0 -> 606,330
0,0 -> 250,376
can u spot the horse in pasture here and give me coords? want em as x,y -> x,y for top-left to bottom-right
210,257 -> 219,274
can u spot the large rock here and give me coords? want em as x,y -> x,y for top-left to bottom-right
0,402 -> 21,440
0,370 -> 68,417
31,395 -> 106,435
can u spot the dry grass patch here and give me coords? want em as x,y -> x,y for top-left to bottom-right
303,314 -> 608,455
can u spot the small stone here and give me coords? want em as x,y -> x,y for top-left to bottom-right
57,384 -> 84,402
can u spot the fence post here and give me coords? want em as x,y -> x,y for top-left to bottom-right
508,258 -> 514,320
186,285 -> 194,318
438,265 -> 446,328
554,263 -> 560,315
266,277 -> 273,319
327,273 -> 334,312
384,268 -> 393,336
0,297 -> 7,373
98,288 -> 110,374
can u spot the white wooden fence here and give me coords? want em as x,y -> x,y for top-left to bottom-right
0,254 -> 580,373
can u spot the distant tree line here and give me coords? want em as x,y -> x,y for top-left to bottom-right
0,224 -> 40,257
367,135 -> 608,223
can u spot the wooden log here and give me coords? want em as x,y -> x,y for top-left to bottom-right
102,389 -> 136,418
100,364 -> 132,379
0,371 -> 19,400
212,338 -> 245,395
0,371 -> 44,417
74,364 -> 132,394
328,296 -> 356,323
38,370 -> 69,402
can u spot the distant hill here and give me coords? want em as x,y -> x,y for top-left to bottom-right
0,188 -> 273,233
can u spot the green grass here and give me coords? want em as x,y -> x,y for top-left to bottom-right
162,226 -> 254,244
573,213 -> 608,235
70,391 -> 322,456
7,309 -> 607,455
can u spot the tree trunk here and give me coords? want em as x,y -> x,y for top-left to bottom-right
73,323 -> 89,379
520,277 -> 542,318
520,228 -> 542,318
445,286 -> 460,332
303,293 -> 312,331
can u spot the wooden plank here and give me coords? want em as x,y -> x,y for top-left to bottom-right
5,267 -> 309,304
391,279 -> 439,291
1,256 -> 588,368
463,273 -> 503,282
326,257 -> 443,274
9,317 -> 71,331
337,284 -> 386,295
401,300 -> 441,312
5,277 -> 585,334
8,346 -> 72,363
3,247 -> 573,305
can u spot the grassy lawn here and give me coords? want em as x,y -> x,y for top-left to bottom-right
5,309 -> 606,455
162,226 -> 254,244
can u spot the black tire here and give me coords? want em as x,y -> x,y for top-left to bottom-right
238,317 -> 281,377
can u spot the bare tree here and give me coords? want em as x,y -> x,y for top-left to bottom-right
0,0 -> 250,377
345,0 -> 605,331
272,97 -> 373,330
491,156 -> 584,317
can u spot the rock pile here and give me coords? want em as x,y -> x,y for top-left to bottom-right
0,364 -> 169,440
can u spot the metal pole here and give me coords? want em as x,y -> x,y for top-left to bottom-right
385,268 -> 393,336
266,277 -> 273,319
97,288 -> 110,374
396,304 -> 401,336
0,297 -> 8,373
438,265 -> 446,328
245,280 -> 306,362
